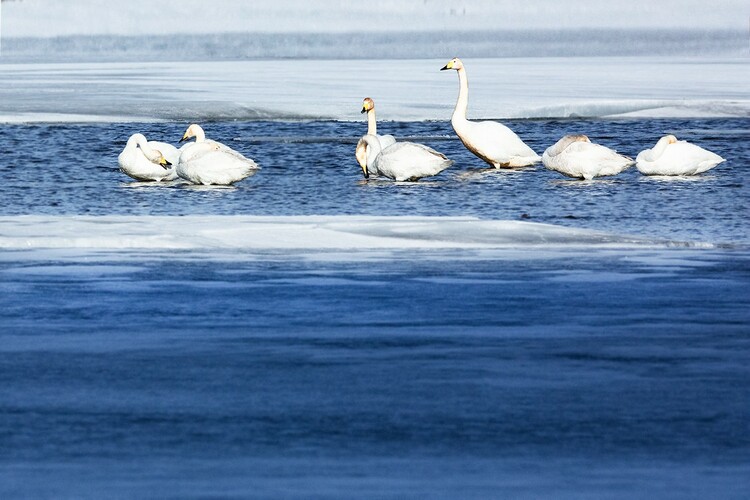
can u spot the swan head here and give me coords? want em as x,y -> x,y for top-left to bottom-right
654,134 -> 678,149
441,57 -> 464,71
155,151 -> 172,169
355,138 -> 369,178
180,123 -> 205,143
361,97 -> 375,114
142,147 -> 171,168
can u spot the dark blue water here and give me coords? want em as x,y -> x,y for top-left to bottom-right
1,249 -> 749,498
1,118 -> 749,498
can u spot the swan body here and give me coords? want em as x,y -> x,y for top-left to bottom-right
357,97 -> 396,176
357,134 -> 453,181
441,57 -> 540,168
636,135 -> 725,176
177,124 -> 259,186
542,135 -> 634,180
118,133 -> 178,182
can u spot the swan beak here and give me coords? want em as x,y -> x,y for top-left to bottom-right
179,135 -> 189,143
360,164 -> 369,179
440,61 -> 453,71
361,106 -> 367,114
159,157 -> 172,169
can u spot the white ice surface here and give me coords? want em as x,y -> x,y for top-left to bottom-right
0,216 -> 708,260
0,58 -> 747,122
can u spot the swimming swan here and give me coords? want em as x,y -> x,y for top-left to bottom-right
636,135 -> 725,176
356,134 -> 453,181
356,97 -> 397,177
177,124 -> 259,186
543,135 -> 634,180
118,133 -> 178,182
441,57 -> 540,168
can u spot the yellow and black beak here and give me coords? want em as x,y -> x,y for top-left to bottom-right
179,134 -> 189,143
361,106 -> 368,114
159,157 -> 172,169
440,61 -> 454,71
360,163 -> 369,179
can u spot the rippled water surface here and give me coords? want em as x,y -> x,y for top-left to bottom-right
2,118 -> 748,245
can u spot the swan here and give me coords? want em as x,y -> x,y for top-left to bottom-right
636,135 -> 725,176
356,97 -> 397,177
177,124 -> 259,186
118,133 -> 179,182
356,134 -> 453,181
441,57 -> 540,168
542,135 -> 634,180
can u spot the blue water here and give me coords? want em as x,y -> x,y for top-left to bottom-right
2,118 -> 748,244
1,117 -> 749,498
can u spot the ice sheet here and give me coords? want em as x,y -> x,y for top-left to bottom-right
0,216 -> 710,259
0,58 -> 747,122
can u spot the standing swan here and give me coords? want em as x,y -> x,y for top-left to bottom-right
177,124 -> 259,186
636,135 -> 725,176
356,134 -> 453,181
356,97 -> 396,177
441,57 -> 540,168
543,135 -> 634,180
118,133 -> 178,182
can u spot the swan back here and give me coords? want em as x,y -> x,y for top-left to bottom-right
373,141 -> 453,181
458,120 -> 541,168
636,135 -> 724,175
543,135 -> 633,180
177,140 -> 259,186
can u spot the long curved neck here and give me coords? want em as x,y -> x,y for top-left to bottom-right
366,109 -> 377,135
193,126 -> 206,143
452,67 -> 469,123
131,135 -> 160,161
651,138 -> 672,160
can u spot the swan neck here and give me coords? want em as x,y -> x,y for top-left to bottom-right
133,135 -> 154,155
194,128 -> 206,143
651,138 -> 671,159
453,67 -> 469,123
365,136 -> 382,171
367,109 -> 377,135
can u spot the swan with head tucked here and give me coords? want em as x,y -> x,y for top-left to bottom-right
356,97 -> 397,177
118,133 -> 179,182
356,134 -> 453,181
636,135 -> 725,176
441,57 -> 540,168
542,135 -> 634,180
177,124 -> 259,186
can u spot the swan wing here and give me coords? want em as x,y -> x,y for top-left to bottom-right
457,120 -> 540,167
637,141 -> 724,175
544,142 -> 632,179
374,142 -> 453,181
177,142 -> 259,185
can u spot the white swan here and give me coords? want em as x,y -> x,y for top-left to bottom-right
356,134 -> 453,181
177,124 -> 259,186
441,57 -> 540,168
636,135 -> 725,176
356,97 -> 397,177
118,133 -> 179,182
542,135 -> 634,180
